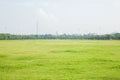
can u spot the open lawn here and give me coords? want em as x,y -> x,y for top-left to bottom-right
0,40 -> 120,80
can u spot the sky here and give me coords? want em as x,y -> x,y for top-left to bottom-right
0,0 -> 120,34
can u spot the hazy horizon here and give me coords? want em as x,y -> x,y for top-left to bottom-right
0,0 -> 120,34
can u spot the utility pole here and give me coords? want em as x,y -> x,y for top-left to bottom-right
56,31 -> 59,39
99,26 -> 101,35
36,18 -> 39,39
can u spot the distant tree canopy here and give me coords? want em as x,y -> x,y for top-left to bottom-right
0,33 -> 120,40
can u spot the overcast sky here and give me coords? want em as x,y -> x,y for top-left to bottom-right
0,0 -> 120,34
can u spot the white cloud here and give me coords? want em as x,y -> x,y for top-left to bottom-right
37,8 -> 58,22
37,8 -> 49,18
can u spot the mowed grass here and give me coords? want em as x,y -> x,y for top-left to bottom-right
0,40 -> 120,80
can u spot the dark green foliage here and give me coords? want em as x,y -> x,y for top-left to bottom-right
0,33 -> 120,40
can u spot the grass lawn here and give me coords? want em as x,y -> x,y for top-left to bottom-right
0,40 -> 120,80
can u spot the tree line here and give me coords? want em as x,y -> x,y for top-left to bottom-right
0,33 -> 120,40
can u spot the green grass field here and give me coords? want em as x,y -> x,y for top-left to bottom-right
0,40 -> 120,80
